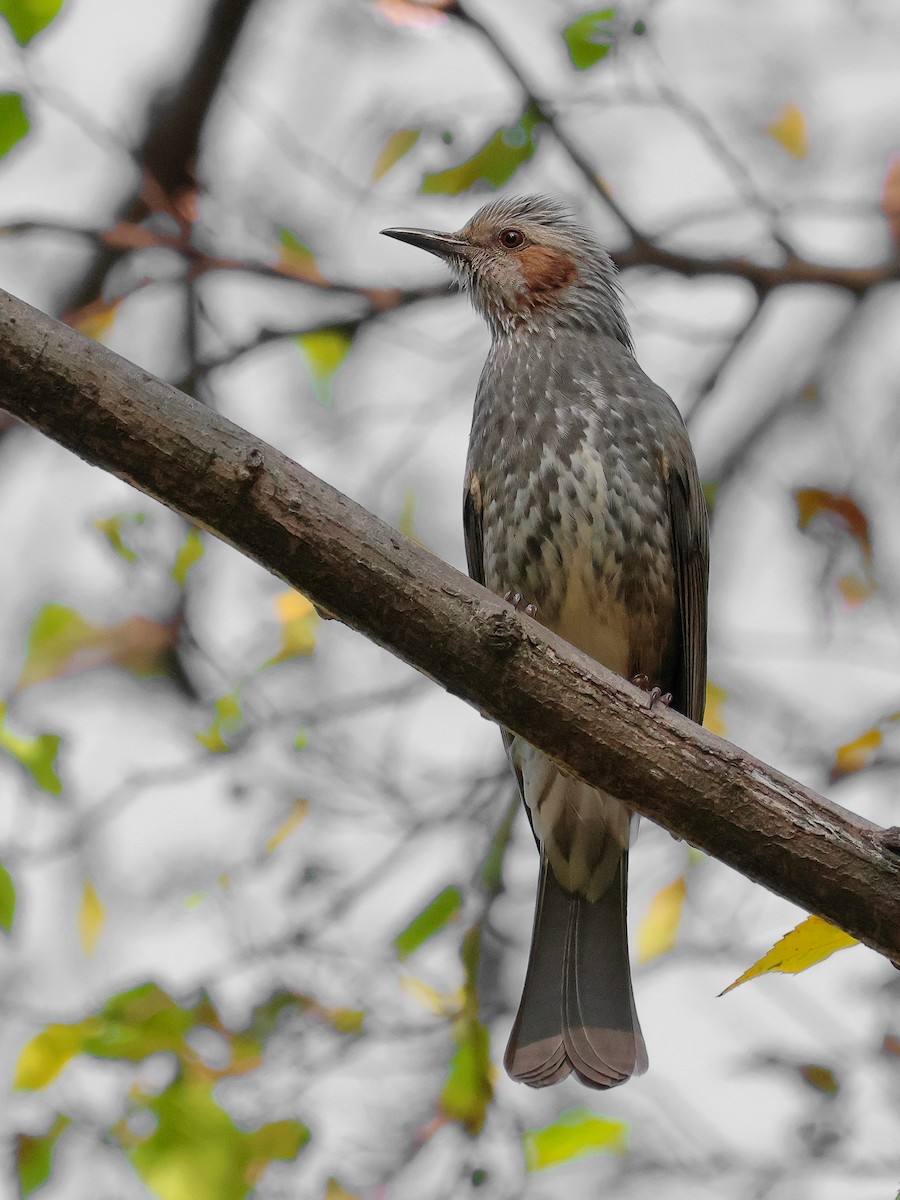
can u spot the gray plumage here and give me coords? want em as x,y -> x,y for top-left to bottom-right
382,196 -> 709,1089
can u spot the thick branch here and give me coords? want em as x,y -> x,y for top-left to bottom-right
0,288 -> 898,961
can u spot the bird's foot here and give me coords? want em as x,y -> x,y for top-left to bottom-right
504,591 -> 538,619
630,674 -> 672,710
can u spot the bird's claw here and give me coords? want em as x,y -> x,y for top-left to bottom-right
631,674 -> 671,710
504,591 -> 538,619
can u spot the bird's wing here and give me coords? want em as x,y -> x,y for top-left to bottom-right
666,438 -> 709,724
463,467 -> 486,586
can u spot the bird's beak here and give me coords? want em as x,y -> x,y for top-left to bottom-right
380,227 -> 471,260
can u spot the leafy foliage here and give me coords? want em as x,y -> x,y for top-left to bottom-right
562,9 -> 617,69
127,1076 -> 308,1200
94,511 -> 146,562
831,715 -> 900,780
395,885 -> 462,959
765,102 -> 809,159
278,229 -> 324,283
638,876 -> 686,962
16,1115 -> 71,1197
523,1107 -> 629,1170
0,702 -> 62,795
78,880 -> 106,956
0,861 -> 16,932
721,916 -> 858,995
439,925 -> 492,1134
267,591 -> 319,664
0,92 -> 29,157
172,526 -> 205,585
373,128 -> 421,181
11,983 -> 366,1195
195,689 -> 244,753
295,326 -> 355,402
421,102 -> 545,194
18,603 -> 178,689
0,0 -> 65,44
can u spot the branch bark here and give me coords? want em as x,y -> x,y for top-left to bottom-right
0,287 -> 898,961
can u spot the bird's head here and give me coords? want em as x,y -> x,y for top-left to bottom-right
382,195 -> 631,346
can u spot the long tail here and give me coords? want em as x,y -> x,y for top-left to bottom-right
504,854 -> 647,1088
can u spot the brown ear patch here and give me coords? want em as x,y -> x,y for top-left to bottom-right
519,245 -> 579,299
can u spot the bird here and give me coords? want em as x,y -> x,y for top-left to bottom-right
381,196 -> 708,1089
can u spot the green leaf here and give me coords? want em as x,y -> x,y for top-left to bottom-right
0,0 -> 65,44
0,862 -> 16,932
15,984 -> 196,1089
0,702 -> 62,796
563,8 -> 617,69
0,92 -> 29,157
18,603 -> 176,689
94,512 -> 145,563
295,326 -> 354,403
523,1107 -> 629,1171
19,604 -> 95,688
16,1114 -> 70,1197
395,886 -> 461,959
440,924 -> 493,1133
172,526 -> 205,586
441,1017 -> 492,1134
278,229 -> 321,281
128,1073 -> 308,1200
373,128 -> 421,181
195,689 -> 243,753
422,102 -> 545,195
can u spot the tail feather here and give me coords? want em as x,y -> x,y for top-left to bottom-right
505,855 -> 646,1090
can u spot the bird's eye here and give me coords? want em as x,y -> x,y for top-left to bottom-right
498,228 -> 525,249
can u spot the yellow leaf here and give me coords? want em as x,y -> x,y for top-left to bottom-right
325,1182 -> 359,1200
765,103 -> 809,159
266,799 -> 310,854
832,726 -> 882,780
704,681 -> 728,738
270,592 -> 319,664
373,128 -> 421,181
69,296 -> 121,342
400,975 -> 464,1017
195,690 -> 243,753
79,881 -> 106,956
837,573 -> 877,608
638,876 -> 686,963
15,1021 -> 102,1090
799,1063 -> 839,1094
172,527 -> 205,586
721,915 -> 858,995
93,512 -> 145,563
295,327 -> 354,403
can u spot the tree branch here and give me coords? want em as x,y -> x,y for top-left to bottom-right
0,287 -> 898,962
